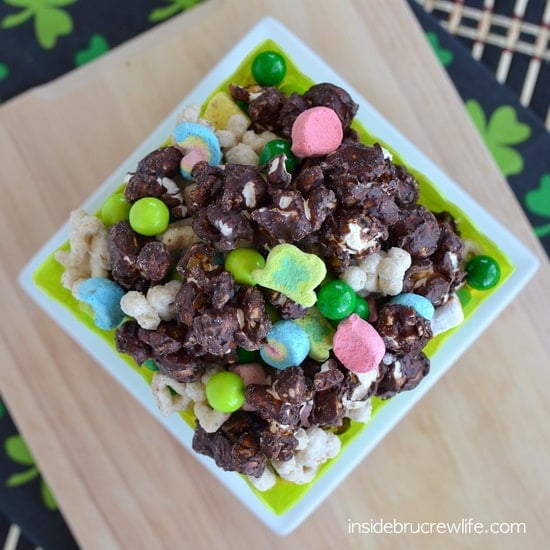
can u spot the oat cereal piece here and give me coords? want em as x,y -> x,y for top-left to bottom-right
194,402 -> 231,433
226,113 -> 250,137
151,371 -> 192,416
246,466 -> 276,491
54,209 -> 111,295
271,426 -> 341,484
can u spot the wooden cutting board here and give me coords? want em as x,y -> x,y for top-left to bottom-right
1,0 -> 549,548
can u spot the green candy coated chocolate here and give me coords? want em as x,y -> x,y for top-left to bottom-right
353,295 -> 370,320
142,359 -> 159,371
236,347 -> 259,363
205,371 -> 245,413
258,139 -> 297,172
101,192 -> 131,225
129,197 -> 170,236
465,255 -> 501,290
317,280 -> 357,320
225,248 -> 265,285
252,50 -> 287,86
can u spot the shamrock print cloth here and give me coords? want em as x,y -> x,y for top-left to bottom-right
0,395 -> 78,549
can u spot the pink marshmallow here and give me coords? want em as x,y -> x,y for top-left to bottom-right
290,106 -> 343,157
230,362 -> 267,386
180,147 -> 208,176
229,362 -> 267,411
333,314 -> 385,374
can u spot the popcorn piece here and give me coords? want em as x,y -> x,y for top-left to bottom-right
271,427 -> 341,484
54,209 -> 111,296
120,280 -> 182,330
344,398 -> 372,423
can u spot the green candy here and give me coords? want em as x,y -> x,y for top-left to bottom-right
225,247 -> 265,285
100,191 -> 131,225
294,307 -> 335,362
142,359 -> 159,371
465,255 -> 501,290
252,50 -> 287,86
317,280 -> 357,320
236,347 -> 259,363
129,197 -> 170,236
251,243 -> 326,308
258,139 -> 298,172
353,295 -> 371,320
205,371 -> 245,413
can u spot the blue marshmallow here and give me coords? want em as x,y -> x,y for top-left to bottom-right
389,293 -> 435,320
260,320 -> 311,370
76,277 -> 126,330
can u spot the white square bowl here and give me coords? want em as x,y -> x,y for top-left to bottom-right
19,17 -> 539,535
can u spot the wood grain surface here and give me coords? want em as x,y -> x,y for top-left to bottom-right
1,1 -> 549,548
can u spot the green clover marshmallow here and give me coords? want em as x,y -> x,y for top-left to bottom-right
251,243 -> 326,308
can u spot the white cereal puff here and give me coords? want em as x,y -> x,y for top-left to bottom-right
226,113 -> 250,137
216,129 -> 238,149
225,143 -> 259,166
147,280 -> 181,321
241,129 -> 279,153
120,281 -> 181,330
120,291 -> 160,330
341,266 -> 367,292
